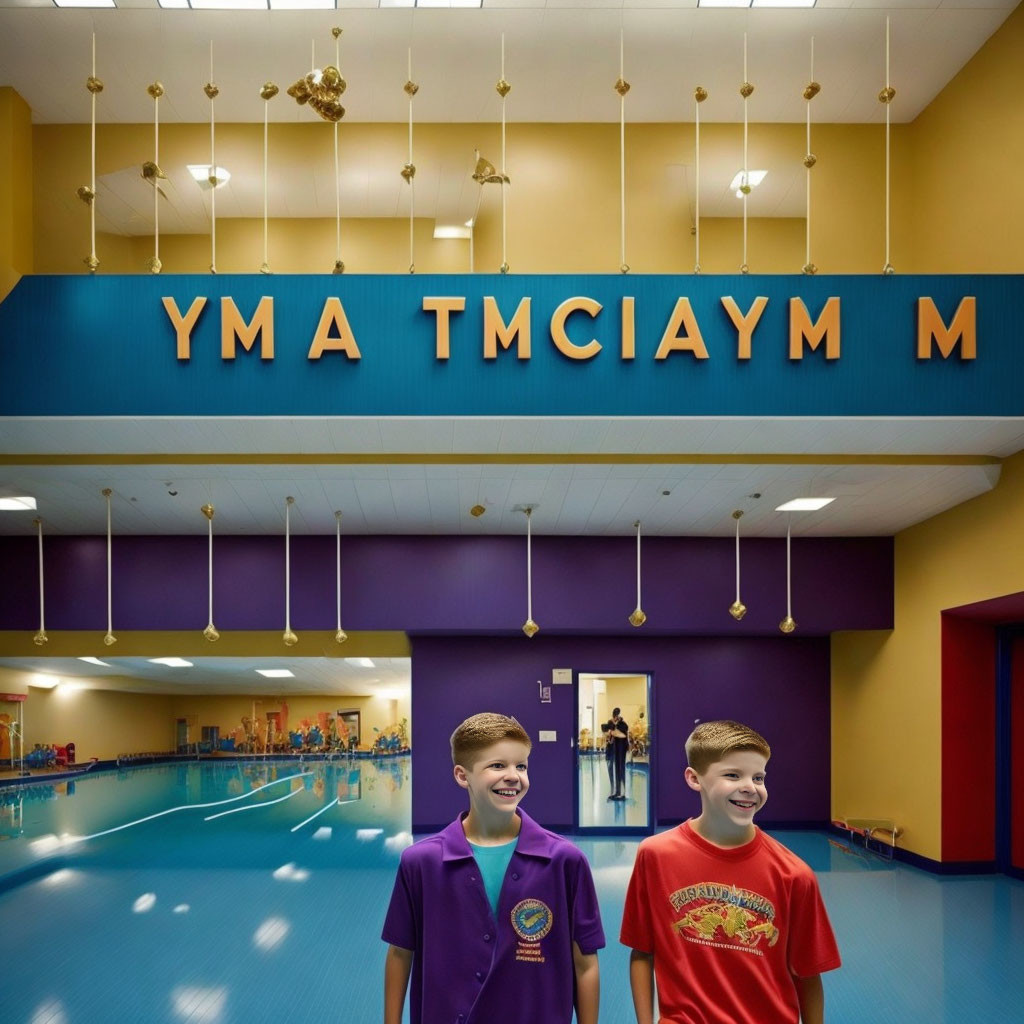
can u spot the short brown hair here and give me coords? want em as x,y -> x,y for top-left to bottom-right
450,712 -> 532,767
685,720 -> 770,774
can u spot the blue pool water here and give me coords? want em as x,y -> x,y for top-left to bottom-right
1,759 -> 1023,1023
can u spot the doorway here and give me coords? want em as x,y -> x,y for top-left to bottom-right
576,672 -> 651,831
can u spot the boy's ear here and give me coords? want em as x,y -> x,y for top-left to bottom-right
683,766 -> 702,792
453,763 -> 469,789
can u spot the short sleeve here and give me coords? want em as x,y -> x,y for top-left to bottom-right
381,855 -> 418,952
569,851 -> 606,954
619,843 -> 654,954
786,870 -> 841,978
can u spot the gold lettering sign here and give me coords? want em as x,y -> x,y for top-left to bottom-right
550,297 -> 602,360
422,297 -> 466,360
221,296 -> 275,360
654,298 -> 708,360
721,296 -> 768,361
483,296 -> 532,360
789,296 -> 840,360
162,296 -> 208,361
917,296 -> 976,360
621,297 -> 636,360
308,298 -> 361,360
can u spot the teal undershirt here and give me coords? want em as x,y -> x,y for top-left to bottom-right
469,838 -> 518,916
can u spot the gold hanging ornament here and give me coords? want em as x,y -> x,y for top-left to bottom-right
201,504 -> 220,642
779,516 -> 797,635
83,35 -> 102,273
259,82 -> 278,274
102,488 -> 117,646
802,40 -> 820,277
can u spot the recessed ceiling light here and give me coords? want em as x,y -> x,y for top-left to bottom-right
53,0 -> 116,7
775,498 -> 836,512
433,225 -> 472,240
698,0 -> 752,8
30,674 -> 59,688
148,657 -> 194,668
78,657 -> 111,667
752,0 -> 816,7
344,658 -> 376,669
256,669 -> 295,678
730,170 -> 768,198
187,164 -> 232,190
0,496 -> 36,511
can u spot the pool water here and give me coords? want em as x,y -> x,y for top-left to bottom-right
1,759 -> 1023,1023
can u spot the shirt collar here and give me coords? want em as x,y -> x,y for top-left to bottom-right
439,809 -> 556,862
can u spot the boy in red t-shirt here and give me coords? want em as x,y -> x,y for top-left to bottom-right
620,720 -> 840,1024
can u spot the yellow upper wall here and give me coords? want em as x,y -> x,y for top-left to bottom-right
0,86 -> 32,300
30,118 -> 909,275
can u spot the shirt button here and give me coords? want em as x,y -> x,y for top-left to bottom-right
511,872 -> 519,880
476,971 -> 484,980
483,933 -> 491,942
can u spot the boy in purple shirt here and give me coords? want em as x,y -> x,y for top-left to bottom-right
382,712 -> 604,1024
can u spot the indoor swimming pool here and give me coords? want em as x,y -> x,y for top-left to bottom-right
1,758 -> 1022,1023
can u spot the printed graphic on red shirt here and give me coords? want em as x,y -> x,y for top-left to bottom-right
669,882 -> 780,956
511,898 -> 552,963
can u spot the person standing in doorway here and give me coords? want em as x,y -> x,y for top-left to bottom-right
606,708 -> 629,800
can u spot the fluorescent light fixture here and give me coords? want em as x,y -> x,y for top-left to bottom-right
270,0 -> 335,8
775,498 -> 836,512
30,674 -> 59,689
0,496 -> 36,511
433,225 -> 472,240
698,0 -> 752,7
157,0 -> 189,7
148,657 -> 194,668
190,0 -> 268,9
187,164 -> 231,190
752,0 -> 815,6
53,0 -> 116,7
78,657 -> 111,667
379,0 -> 415,7
256,669 -> 295,678
730,169 -> 768,198
344,657 -> 376,669
418,0 -> 483,7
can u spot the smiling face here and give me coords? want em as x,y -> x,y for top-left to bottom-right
454,738 -> 531,826
685,749 -> 768,846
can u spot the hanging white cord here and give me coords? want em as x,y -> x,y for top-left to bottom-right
629,520 -> 646,626
103,488 -> 116,645
500,34 -> 509,274
334,30 -> 342,273
34,517 -> 47,645
806,38 -> 812,272
522,508 -> 538,636
780,514 -> 796,633
407,47 -> 416,273
882,17 -> 894,274
741,33 -> 749,274
618,29 -> 628,273
283,497 -> 297,645
85,32 -> 99,272
694,86 -> 704,274
202,504 -> 219,641
262,93 -> 270,273
335,510 -> 347,643
208,42 -> 217,274
729,509 -> 747,621
148,80 -> 163,274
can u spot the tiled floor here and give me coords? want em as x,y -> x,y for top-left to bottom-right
2,759 -> 1022,1023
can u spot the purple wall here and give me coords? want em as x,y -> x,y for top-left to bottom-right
410,635 -> 832,832
0,534 -> 892,635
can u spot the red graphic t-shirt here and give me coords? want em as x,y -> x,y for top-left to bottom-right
620,821 -> 841,1024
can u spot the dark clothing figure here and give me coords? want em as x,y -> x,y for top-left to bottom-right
604,713 -> 629,799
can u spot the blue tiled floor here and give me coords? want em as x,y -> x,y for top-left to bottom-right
2,760 -> 1023,1023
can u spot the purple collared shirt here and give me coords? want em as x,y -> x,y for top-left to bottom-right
382,809 -> 605,1024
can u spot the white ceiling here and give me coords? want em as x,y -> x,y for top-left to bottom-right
0,2 -> 1017,224
0,416 -> 1018,537
0,656 -> 411,695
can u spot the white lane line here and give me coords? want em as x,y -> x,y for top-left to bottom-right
204,786 -> 304,821
290,797 -> 339,833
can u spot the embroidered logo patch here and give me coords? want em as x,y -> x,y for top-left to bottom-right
511,898 -> 553,942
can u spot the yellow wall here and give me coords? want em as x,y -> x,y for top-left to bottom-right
29,118 -> 914,276
0,86 -> 32,301
595,675 -> 647,732
24,685 -> 175,762
167,692 -> 401,747
830,2 -> 1024,862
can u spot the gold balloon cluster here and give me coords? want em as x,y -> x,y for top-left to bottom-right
288,66 -> 346,123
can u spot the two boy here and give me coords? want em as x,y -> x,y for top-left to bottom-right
383,714 -> 839,1024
